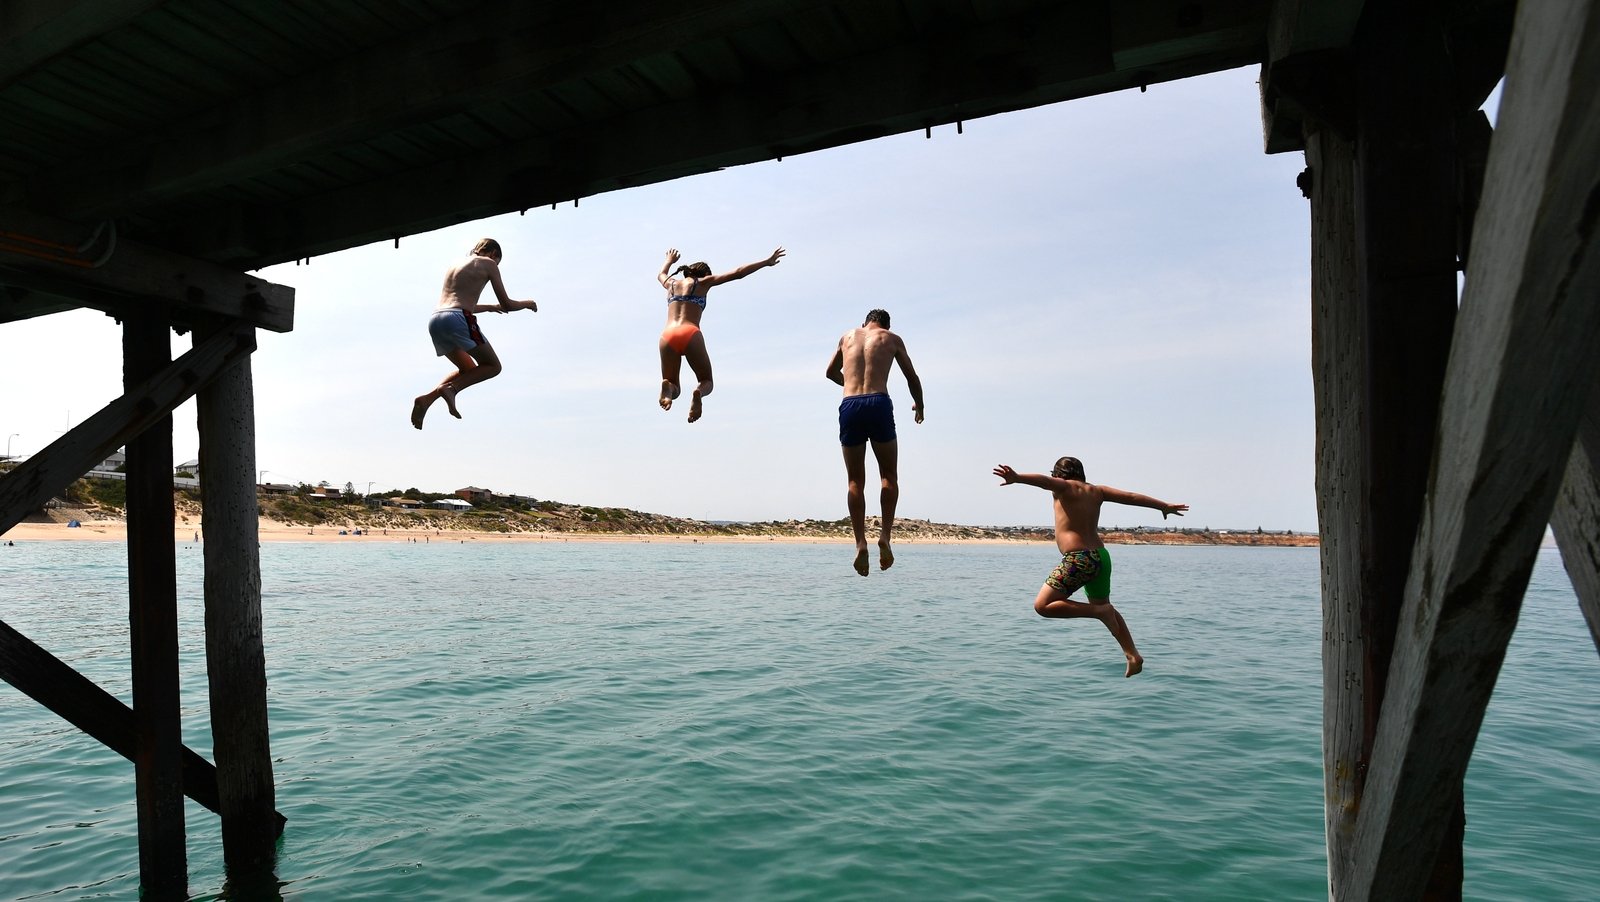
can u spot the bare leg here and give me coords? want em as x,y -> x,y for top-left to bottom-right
869,438 -> 899,570
1032,586 -> 1144,677
842,442 -> 869,575
412,344 -> 502,428
683,332 -> 714,423
658,336 -> 683,410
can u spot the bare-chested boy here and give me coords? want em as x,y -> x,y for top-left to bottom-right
412,238 -> 538,429
826,309 -> 924,576
993,456 -> 1187,677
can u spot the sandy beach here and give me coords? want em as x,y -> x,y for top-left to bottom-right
2,517 -> 1038,546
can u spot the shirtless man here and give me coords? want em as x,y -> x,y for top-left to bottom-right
412,238 -> 537,429
993,457 -> 1187,677
826,309 -> 924,576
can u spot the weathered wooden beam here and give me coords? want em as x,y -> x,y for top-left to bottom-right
26,0 -> 828,220
1346,1 -> 1600,898
1260,0 -> 1365,152
123,315 -> 186,893
1261,1 -> 1516,154
0,0 -> 165,87
1,619 -> 209,815
0,206 -> 294,332
0,617 -> 288,834
195,323 -> 279,872
1551,372 -> 1600,654
1306,123 -> 1369,885
181,19 -> 1153,267
0,322 -> 255,536
46,3 -> 1263,268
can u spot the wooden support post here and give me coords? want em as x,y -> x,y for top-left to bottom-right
1346,0 -> 1600,898
123,316 -> 186,893
1306,123 -> 1368,883
1341,4 -> 1464,897
196,323 -> 281,871
1551,378 -> 1600,653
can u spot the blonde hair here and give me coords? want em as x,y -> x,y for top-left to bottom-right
471,238 -> 502,258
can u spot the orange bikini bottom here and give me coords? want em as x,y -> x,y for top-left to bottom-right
662,322 -> 701,354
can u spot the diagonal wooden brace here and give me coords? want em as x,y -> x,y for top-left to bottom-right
0,321 -> 255,536
0,618 -> 285,833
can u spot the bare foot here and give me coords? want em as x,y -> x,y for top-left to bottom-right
659,380 -> 681,411
1125,653 -> 1144,678
411,395 -> 431,430
852,545 -> 869,577
878,541 -> 895,571
687,389 -> 703,423
441,384 -> 462,419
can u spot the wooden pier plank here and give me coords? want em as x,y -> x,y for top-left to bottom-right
1346,1 -> 1600,898
0,321 -> 255,536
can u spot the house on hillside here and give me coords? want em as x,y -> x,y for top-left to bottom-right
175,458 -> 200,477
456,486 -> 491,504
384,497 -> 423,509
431,498 -> 472,512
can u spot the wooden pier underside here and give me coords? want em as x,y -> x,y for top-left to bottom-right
3,1 -> 1595,897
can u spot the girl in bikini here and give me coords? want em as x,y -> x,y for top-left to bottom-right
656,245 -> 785,422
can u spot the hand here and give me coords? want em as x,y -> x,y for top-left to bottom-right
766,246 -> 786,266
1162,504 -> 1189,519
524,299 -> 538,313
993,464 -> 1018,485
913,403 -> 924,425
665,248 -> 680,265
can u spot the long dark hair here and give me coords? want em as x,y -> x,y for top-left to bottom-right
673,261 -> 711,279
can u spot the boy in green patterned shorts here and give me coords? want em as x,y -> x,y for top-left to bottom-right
993,456 -> 1187,677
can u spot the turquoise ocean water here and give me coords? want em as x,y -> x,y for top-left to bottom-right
1,541 -> 1595,900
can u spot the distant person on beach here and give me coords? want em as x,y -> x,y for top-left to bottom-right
826,309 -> 924,576
412,238 -> 538,429
993,457 -> 1186,677
657,246 -> 785,422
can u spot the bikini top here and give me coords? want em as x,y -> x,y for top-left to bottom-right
667,277 -> 707,309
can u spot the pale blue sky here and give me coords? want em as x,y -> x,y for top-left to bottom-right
4,66 -> 1319,530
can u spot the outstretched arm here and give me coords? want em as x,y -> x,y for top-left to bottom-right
704,246 -> 785,287
1100,485 -> 1188,519
993,465 -> 1072,492
658,248 -> 680,288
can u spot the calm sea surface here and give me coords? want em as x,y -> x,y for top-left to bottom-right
1,541 -> 1595,900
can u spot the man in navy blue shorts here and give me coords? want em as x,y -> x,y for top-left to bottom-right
826,309 -> 924,576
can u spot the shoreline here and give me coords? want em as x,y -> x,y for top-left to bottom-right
2,517 -> 1319,547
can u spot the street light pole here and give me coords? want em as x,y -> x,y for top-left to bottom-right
5,434 -> 17,459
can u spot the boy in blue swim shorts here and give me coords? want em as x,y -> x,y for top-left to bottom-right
826,309 -> 924,576
412,238 -> 538,429
994,456 -> 1187,677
